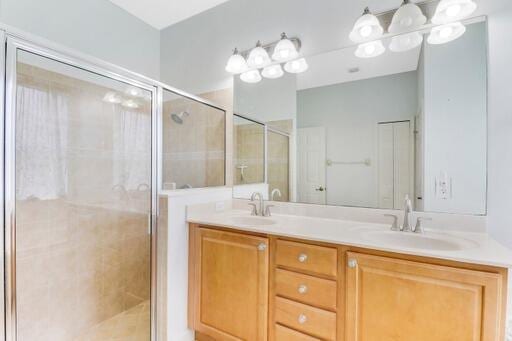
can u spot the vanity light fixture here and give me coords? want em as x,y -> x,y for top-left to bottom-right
349,7 -> 384,43
272,32 -> 299,62
262,64 -> 284,79
389,31 -> 423,52
225,48 -> 248,74
388,0 -> 427,33
240,69 -> 262,83
103,91 -> 122,104
125,87 -> 145,98
432,0 -> 477,24
355,40 -> 386,58
284,58 -> 309,74
247,41 -> 271,69
427,21 -> 466,44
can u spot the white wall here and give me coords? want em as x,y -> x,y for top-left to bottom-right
487,2 -> 512,248
297,71 -> 418,208
422,22 -> 487,215
0,0 -> 160,79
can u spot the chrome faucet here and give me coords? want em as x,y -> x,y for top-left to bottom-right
250,192 -> 265,216
401,195 -> 413,232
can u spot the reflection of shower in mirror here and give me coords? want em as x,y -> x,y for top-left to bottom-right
171,111 -> 190,124
236,164 -> 248,182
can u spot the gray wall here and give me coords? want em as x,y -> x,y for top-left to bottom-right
0,0 -> 160,79
297,71 -> 418,208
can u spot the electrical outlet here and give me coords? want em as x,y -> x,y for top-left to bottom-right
435,172 -> 451,200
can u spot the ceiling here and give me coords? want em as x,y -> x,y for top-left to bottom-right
108,0 -> 231,29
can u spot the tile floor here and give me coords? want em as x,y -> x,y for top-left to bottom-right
75,300 -> 150,341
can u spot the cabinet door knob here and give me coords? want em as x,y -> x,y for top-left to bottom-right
348,258 -> 357,268
298,284 -> 308,294
257,243 -> 267,251
298,253 -> 308,263
298,314 -> 307,324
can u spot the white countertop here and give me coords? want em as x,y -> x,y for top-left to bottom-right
188,209 -> 512,268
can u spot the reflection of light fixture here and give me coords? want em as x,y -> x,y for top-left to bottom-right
125,87 -> 144,98
355,40 -> 386,58
240,70 -> 262,83
122,99 -> 140,109
389,31 -> 423,52
284,58 -> 309,74
389,0 -> 427,33
103,92 -> 122,104
349,7 -> 384,43
225,48 -> 248,74
428,22 -> 466,44
247,41 -> 271,69
272,33 -> 299,62
262,64 -> 284,79
432,0 -> 477,24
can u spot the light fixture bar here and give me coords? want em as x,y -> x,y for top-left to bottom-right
237,37 -> 302,59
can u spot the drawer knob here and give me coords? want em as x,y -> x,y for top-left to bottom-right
298,314 -> 307,324
257,243 -> 267,251
348,258 -> 357,268
298,284 -> 308,294
298,253 -> 308,263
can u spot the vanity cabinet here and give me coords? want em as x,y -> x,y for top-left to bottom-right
188,224 -> 507,341
345,252 -> 504,341
189,228 -> 269,341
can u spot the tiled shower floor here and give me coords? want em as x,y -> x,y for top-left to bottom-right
75,300 -> 150,341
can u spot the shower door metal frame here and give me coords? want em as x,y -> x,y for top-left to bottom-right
4,35 -> 159,341
0,29 -> 6,341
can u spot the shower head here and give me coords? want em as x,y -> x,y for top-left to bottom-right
171,111 -> 190,124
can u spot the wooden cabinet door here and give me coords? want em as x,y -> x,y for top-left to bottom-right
345,252 -> 503,341
192,228 -> 269,341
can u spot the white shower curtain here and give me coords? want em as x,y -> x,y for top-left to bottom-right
113,107 -> 151,191
16,84 -> 69,200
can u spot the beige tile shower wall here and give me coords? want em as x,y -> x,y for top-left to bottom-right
162,90 -> 227,189
268,131 -> 290,202
16,63 -> 151,340
234,123 -> 265,185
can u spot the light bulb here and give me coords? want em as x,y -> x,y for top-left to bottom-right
272,33 -> 299,62
355,40 -> 385,58
240,70 -> 262,83
432,0 -> 477,24
225,48 -> 248,74
284,58 -> 309,74
349,7 -> 384,43
103,92 -> 122,104
122,99 -> 139,109
446,4 -> 462,17
428,22 -> 466,44
262,64 -> 284,79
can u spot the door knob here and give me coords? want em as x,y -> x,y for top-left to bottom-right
315,186 -> 325,192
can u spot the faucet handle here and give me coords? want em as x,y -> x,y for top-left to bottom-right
248,203 -> 258,216
414,217 -> 432,234
384,214 -> 400,231
264,204 -> 274,217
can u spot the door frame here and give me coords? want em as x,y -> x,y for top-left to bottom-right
3,35 -> 159,341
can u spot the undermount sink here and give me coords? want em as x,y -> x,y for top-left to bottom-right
362,230 -> 479,251
228,215 -> 277,226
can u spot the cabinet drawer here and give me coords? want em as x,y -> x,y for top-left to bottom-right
275,269 -> 337,310
275,240 -> 337,277
275,297 -> 336,340
275,324 -> 321,341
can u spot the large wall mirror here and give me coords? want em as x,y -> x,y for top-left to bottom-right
233,17 -> 488,215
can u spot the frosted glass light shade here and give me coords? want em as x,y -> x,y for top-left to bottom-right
262,64 -> 284,79
122,99 -> 139,109
349,7 -> 384,43
355,40 -> 386,58
428,22 -> 466,44
240,70 -> 262,83
432,0 -> 477,24
225,49 -> 248,74
272,33 -> 299,62
284,58 -> 309,74
103,92 -> 122,104
389,0 -> 427,33
389,31 -> 423,52
247,42 -> 271,69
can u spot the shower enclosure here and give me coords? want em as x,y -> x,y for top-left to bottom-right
4,36 -> 158,340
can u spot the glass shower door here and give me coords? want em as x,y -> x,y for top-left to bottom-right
5,41 -> 154,341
